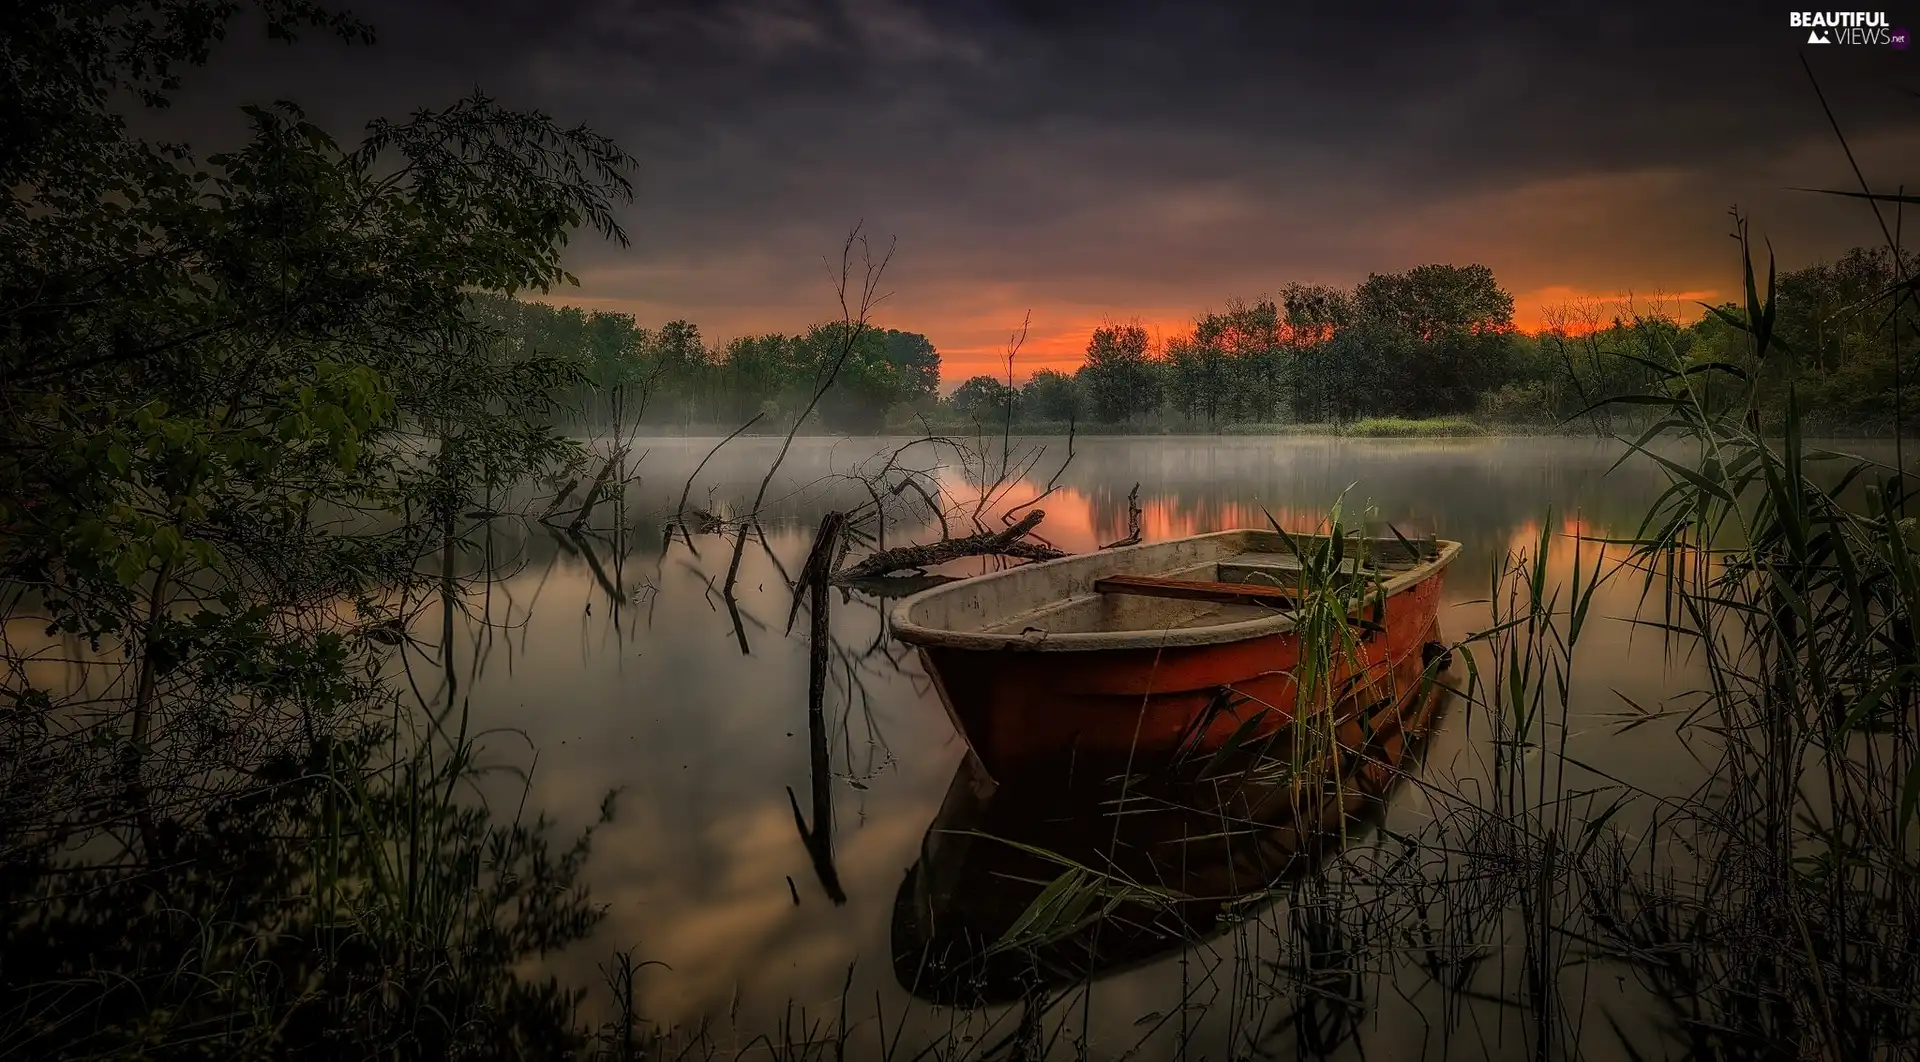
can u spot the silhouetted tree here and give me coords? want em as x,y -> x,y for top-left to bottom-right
1354,264 -> 1516,414
1077,324 -> 1160,423
879,328 -> 941,406
1020,369 -> 1083,422
950,374 -> 1016,420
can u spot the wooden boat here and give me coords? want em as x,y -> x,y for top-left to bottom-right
891,647 -> 1454,1004
891,528 -> 1460,782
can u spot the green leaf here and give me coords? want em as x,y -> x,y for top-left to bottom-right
992,867 -> 1087,952
153,525 -> 184,566
114,550 -> 145,587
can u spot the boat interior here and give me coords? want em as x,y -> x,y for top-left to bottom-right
950,529 -> 1447,638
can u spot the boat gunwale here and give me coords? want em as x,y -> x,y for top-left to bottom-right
889,529 -> 1460,652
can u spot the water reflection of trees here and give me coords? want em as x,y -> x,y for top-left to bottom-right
453,433 -> 1682,933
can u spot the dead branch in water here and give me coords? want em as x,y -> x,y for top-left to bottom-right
1101,483 -> 1143,549
992,312 -> 1029,498
833,572 -> 958,599
789,511 -> 848,634
537,478 -> 579,521
831,509 -> 1064,582
565,450 -> 623,531
835,435 -> 957,540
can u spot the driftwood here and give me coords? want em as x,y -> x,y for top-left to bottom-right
831,509 -> 1064,582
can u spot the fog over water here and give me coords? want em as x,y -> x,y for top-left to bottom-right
438,434 -> 1894,1058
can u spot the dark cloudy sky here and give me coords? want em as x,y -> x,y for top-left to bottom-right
165,0 -> 1920,379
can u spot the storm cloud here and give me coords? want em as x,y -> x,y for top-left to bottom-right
163,0 -> 1920,376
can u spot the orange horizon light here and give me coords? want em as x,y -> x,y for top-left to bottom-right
518,284 -> 1724,388
932,290 -> 1721,386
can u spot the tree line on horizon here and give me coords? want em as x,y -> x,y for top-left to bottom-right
957,250 -> 1920,432
471,294 -> 940,431
498,249 -> 1917,434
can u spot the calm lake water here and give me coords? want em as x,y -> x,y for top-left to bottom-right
436,434 -> 1895,1059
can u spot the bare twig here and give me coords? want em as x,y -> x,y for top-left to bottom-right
672,411 -> 765,548
723,228 -> 895,596
1005,418 -> 1077,522
998,312 -> 1029,491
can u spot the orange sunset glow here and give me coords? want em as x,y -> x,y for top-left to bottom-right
913,287 -> 1732,382
547,285 -> 1730,385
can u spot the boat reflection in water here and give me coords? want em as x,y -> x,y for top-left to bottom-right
890,631 -> 1453,1005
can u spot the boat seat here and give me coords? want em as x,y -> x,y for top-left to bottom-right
1092,574 -> 1299,610
1216,553 -> 1368,589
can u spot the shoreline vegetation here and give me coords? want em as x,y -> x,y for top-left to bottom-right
564,417 -> 1503,438
4,2 -> 1917,1060
502,243 -> 1920,441
575,414 -> 1920,439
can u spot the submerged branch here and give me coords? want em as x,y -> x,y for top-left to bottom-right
833,573 -> 959,599
565,450 -> 622,531
1100,483 -> 1143,550
537,478 -> 579,521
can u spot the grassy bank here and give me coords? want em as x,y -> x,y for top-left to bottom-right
1335,415 -> 1487,437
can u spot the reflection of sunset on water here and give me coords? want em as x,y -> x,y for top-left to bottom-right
1502,514 -> 1630,560
938,474 -> 1382,555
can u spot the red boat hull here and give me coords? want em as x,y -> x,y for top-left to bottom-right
915,570 -> 1448,781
